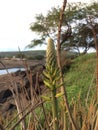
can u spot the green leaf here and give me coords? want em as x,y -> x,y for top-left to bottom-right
44,80 -> 52,89
41,95 -> 51,101
55,75 -> 62,81
52,80 -> 56,85
26,39 -> 43,48
52,67 -> 59,78
55,92 -> 64,98
56,82 -> 65,89
43,71 -> 51,79
30,23 -> 47,32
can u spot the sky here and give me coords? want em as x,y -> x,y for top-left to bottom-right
0,0 -> 96,52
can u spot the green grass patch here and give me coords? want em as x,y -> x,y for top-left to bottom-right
65,53 -> 96,102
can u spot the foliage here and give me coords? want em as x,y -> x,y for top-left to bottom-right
27,55 -> 44,60
43,38 -> 63,130
0,1 -> 98,129
65,53 -> 96,102
28,2 -> 98,54
1,52 -> 97,130
16,53 -> 26,58
0,50 -> 46,59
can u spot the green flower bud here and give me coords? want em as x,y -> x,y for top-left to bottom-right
46,38 -> 57,67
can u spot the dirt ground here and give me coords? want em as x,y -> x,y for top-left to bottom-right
0,59 -> 43,69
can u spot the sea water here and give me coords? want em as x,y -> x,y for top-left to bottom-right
0,68 -> 25,75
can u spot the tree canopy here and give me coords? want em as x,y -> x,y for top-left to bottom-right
27,2 -> 98,54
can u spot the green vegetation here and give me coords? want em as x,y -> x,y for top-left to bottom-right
43,38 -> 61,130
0,50 -> 45,59
29,55 -> 44,60
28,2 -> 98,54
1,52 -> 97,130
0,0 -> 98,129
42,53 -> 97,130
35,53 -> 97,130
65,53 -> 96,102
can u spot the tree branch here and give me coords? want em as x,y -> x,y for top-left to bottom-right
57,0 -> 77,130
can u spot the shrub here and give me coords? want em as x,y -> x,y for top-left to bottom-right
35,55 -> 44,60
27,55 -> 44,60
16,53 -> 26,58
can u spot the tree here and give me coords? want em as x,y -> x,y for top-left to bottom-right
27,7 -> 61,47
65,2 -> 98,53
27,2 -> 98,54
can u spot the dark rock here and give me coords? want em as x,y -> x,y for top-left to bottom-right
0,89 -> 12,103
14,70 -> 26,77
0,63 -> 45,117
0,124 -> 4,130
0,102 -> 16,117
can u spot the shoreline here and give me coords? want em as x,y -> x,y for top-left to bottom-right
0,59 -> 43,70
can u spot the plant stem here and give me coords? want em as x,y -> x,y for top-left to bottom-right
51,89 -> 59,130
88,16 -> 98,130
57,0 -> 77,130
63,111 -> 67,130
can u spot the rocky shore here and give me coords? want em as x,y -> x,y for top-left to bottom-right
0,59 -> 43,69
0,59 -> 45,117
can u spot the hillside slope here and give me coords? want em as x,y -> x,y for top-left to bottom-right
65,53 -> 96,102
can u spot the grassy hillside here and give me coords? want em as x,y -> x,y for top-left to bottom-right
65,53 -> 96,102
1,53 -> 97,130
